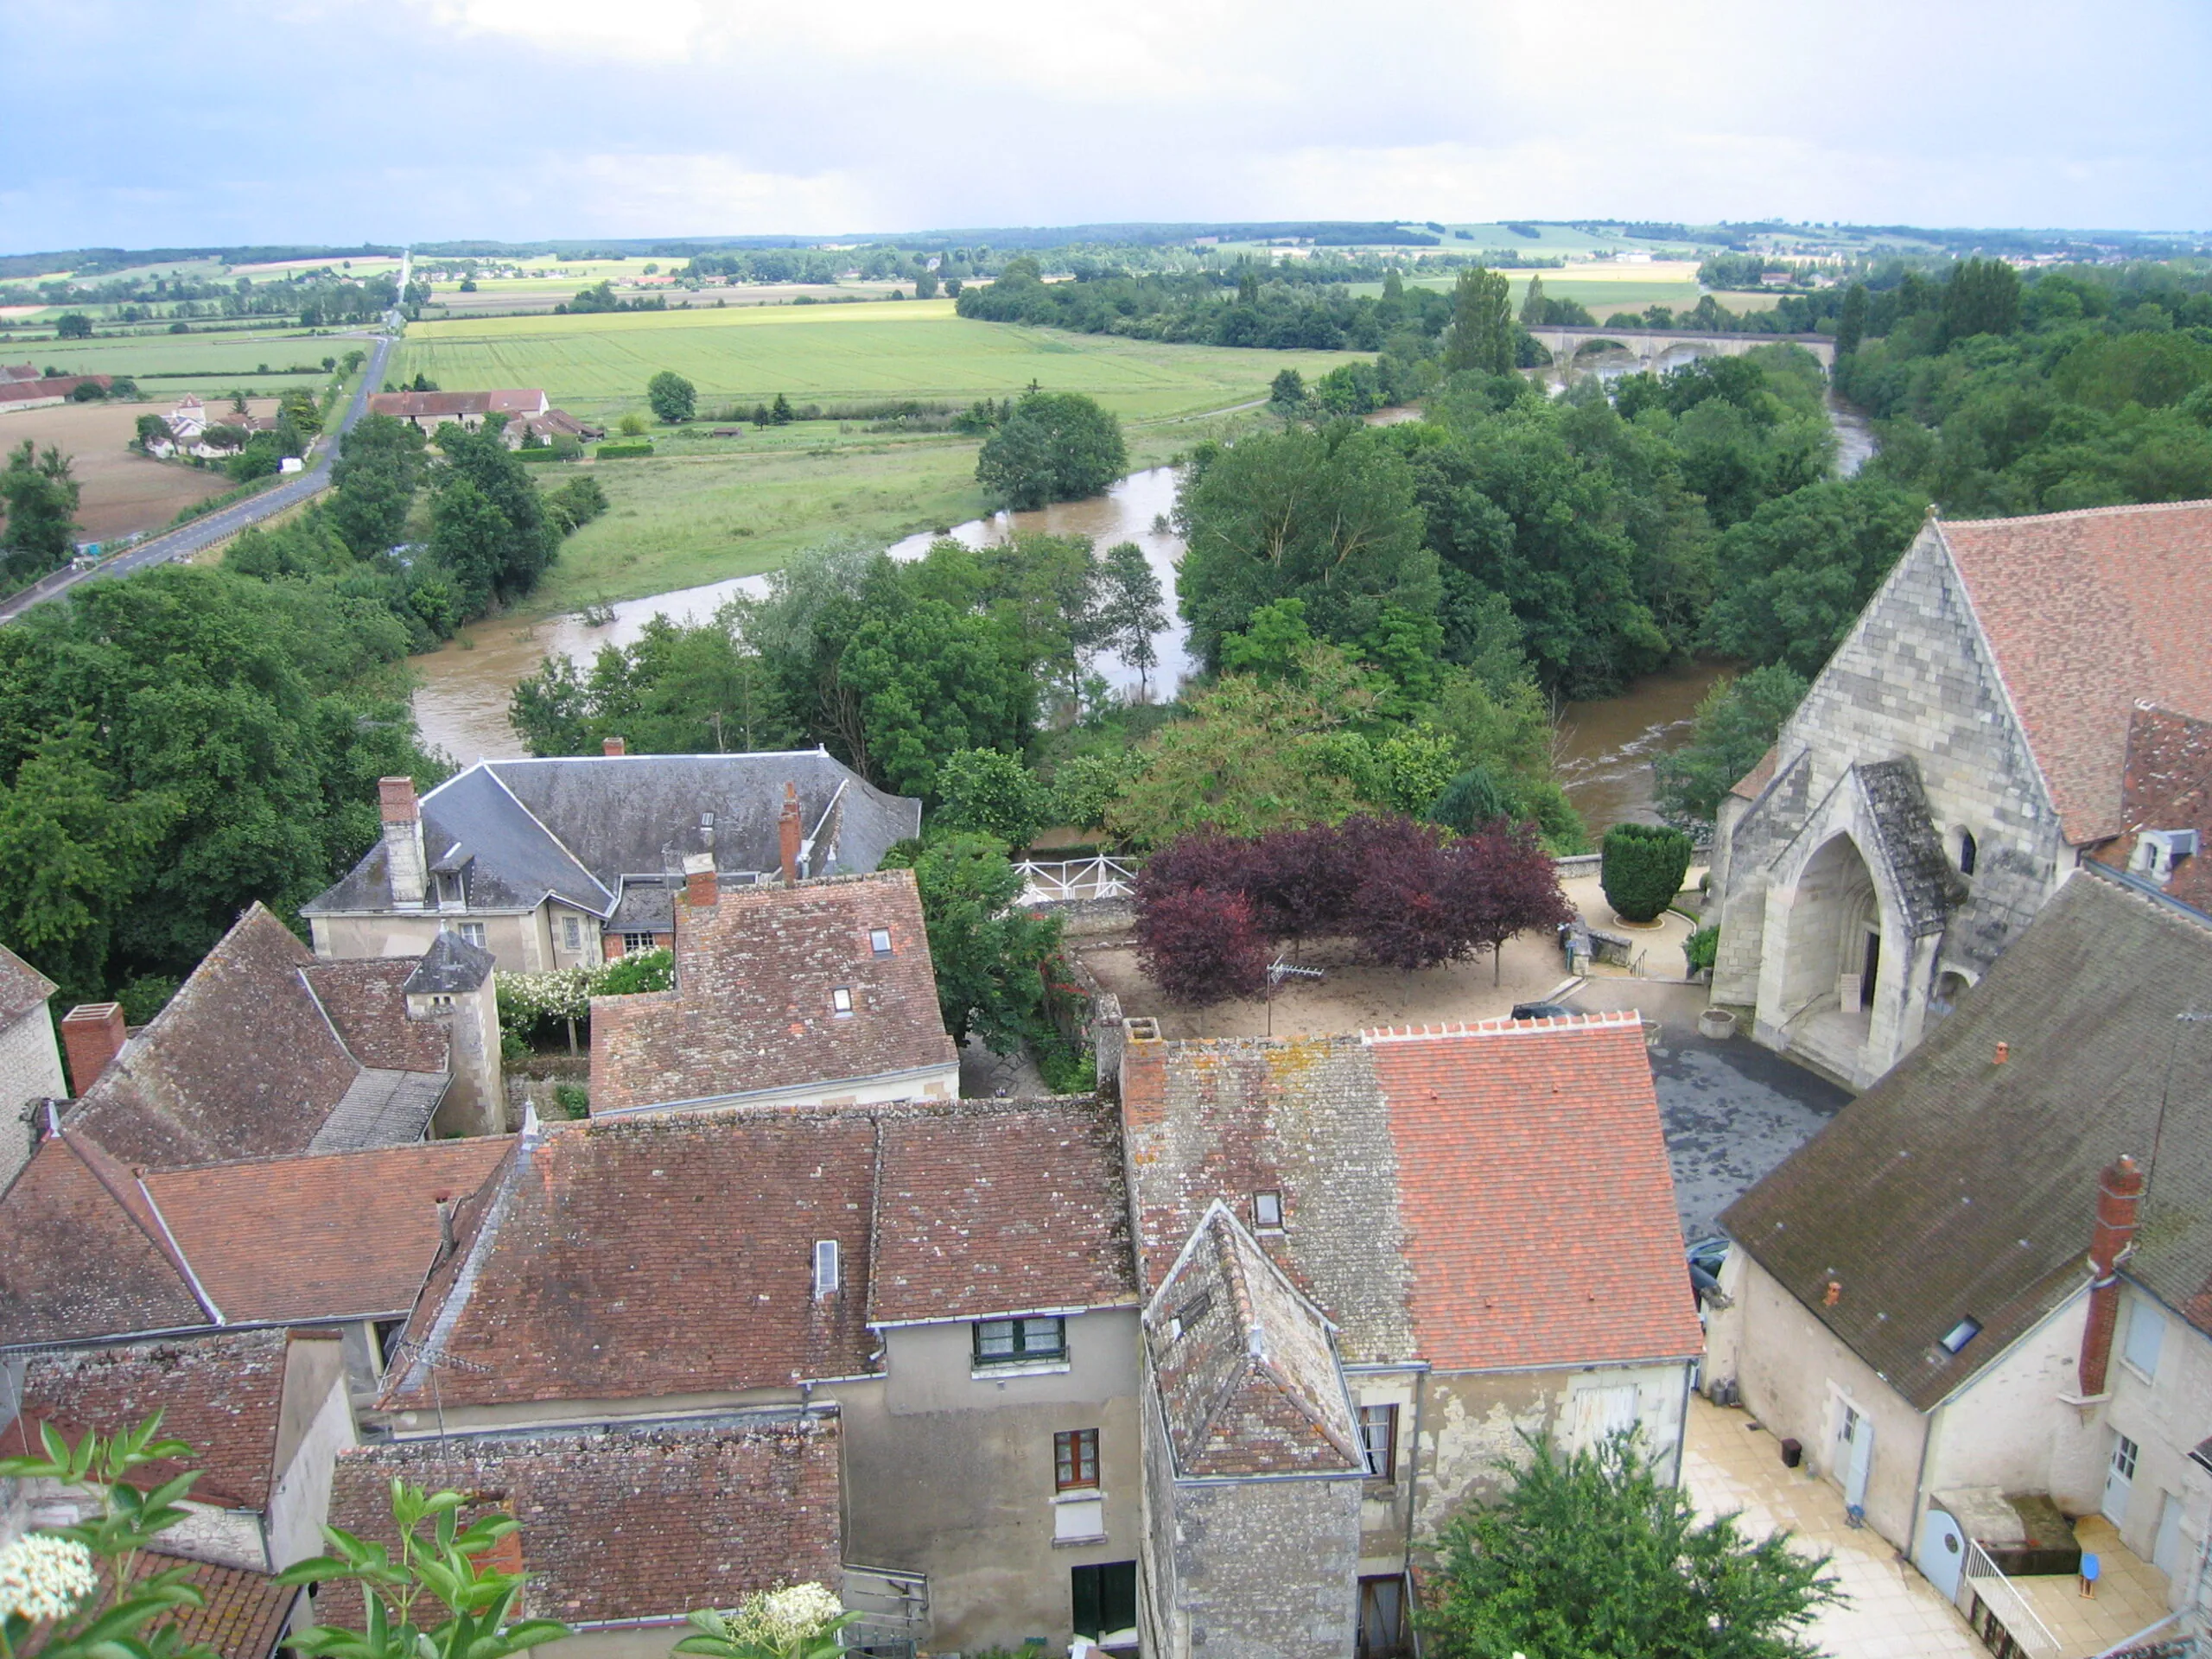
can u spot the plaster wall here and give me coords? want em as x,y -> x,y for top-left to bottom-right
1923,1290 -> 2106,1522
312,911 -> 549,972
414,978 -> 505,1137
2106,1287 -> 2212,1608
269,1336 -> 356,1569
0,1007 -> 62,1187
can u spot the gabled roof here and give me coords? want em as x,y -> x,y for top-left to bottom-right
588,870 -> 956,1115
66,905 -> 448,1169
401,930 -> 496,995
868,1099 -> 1138,1325
1853,759 -> 1963,937
0,942 -> 56,1026
325,1419 -> 842,1625
1939,502 -> 2212,845
365,390 -> 546,419
1721,867 -> 2212,1409
1145,1204 -> 1364,1480
13,1329 -> 293,1509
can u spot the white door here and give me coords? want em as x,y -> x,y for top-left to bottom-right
2102,1433 -> 2139,1527
2154,1491 -> 2183,1578
1569,1382 -> 1640,1452
1843,1411 -> 1875,1513
1916,1505 -> 1967,1602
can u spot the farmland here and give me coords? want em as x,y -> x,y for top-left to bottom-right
392,298 -> 1367,424
0,397 -> 281,542
0,324 -> 364,382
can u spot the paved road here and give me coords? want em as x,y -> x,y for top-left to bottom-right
0,291 -> 405,623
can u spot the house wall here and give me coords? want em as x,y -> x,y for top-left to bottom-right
416,976 -> 505,1138
1922,1289 -> 2107,1523
1159,1474 -> 1363,1659
0,1005 -> 63,1187
1713,1252 -> 1931,1548
268,1335 -> 356,1568
827,1310 -> 1141,1653
2107,1285 -> 2212,1607
312,910 -> 550,972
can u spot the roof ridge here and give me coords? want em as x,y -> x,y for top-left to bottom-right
1940,498 -> 2212,528
138,1134 -> 516,1179
56,1124 -> 213,1321
1361,1011 -> 1643,1040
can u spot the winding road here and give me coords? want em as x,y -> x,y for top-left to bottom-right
0,255 -> 410,624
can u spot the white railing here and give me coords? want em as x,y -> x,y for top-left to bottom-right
1014,856 -> 1140,904
1964,1540 -> 2061,1656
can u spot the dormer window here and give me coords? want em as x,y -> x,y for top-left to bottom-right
869,927 -> 893,957
436,872 -> 465,910
832,987 -> 854,1016
1938,1316 -> 1981,1355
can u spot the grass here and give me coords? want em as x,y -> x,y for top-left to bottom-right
393,299 -> 1367,424
0,325 -> 365,379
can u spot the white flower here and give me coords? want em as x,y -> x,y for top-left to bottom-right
0,1534 -> 99,1624
730,1581 -> 846,1647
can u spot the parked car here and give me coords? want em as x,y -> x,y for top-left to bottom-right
1510,1001 -> 1577,1021
1688,1236 -> 1730,1301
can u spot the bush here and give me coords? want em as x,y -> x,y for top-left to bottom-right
513,446 -> 561,462
1600,823 -> 1694,924
1685,925 -> 1719,975
1137,885 -> 1268,1005
933,747 -> 1051,847
594,442 -> 654,459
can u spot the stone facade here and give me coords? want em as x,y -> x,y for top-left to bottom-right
0,999 -> 64,1187
1710,522 -> 2073,1087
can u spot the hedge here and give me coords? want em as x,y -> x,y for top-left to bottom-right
1599,823 -> 1694,924
514,446 -> 563,462
594,442 -> 655,459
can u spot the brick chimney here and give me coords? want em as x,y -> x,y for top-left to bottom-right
779,783 -> 803,887
683,850 -> 717,910
603,736 -> 626,756
378,776 -> 427,908
60,1002 -> 127,1096
2077,1154 -> 2146,1396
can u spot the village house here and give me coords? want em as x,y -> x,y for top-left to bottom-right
302,753 -> 920,972
365,387 -> 550,436
1705,867 -> 2212,1640
1710,499 -> 2212,1089
0,369 -> 113,410
588,864 -> 958,1116
140,395 -> 273,461
1117,1015 -> 1705,1659
53,903 -> 502,1162
0,944 -> 66,1186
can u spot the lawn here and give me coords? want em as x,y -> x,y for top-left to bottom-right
393,299 -> 1368,423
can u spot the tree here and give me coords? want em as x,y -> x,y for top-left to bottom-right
771,392 -> 795,425
933,747 -> 1051,846
54,313 -> 92,340
327,414 -> 429,556
1518,274 -> 1548,327
1834,282 -> 1867,357
431,423 -> 559,607
1135,883 -> 1268,1006
134,412 -> 172,449
976,391 -> 1127,510
1446,266 -> 1515,376
1941,257 -> 2023,344
1268,368 -> 1307,412
1096,541 -> 1166,699
0,440 -> 81,580
1425,1431 -> 1840,1659
1653,665 -> 1808,825
647,371 -> 696,423
1599,822 -> 1694,923
1443,819 -> 1575,983
881,832 -> 1062,1051
836,600 -> 1035,797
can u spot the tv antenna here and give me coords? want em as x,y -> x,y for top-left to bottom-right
391,1335 -> 493,1449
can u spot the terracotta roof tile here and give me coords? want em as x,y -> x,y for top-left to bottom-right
1730,744 -> 1781,802
868,1099 -> 1138,1325
1941,502 -> 2212,845
590,871 -> 956,1115
302,959 -> 449,1073
2093,703 -> 2212,910
325,1420 -> 842,1624
1368,1017 -> 1706,1372
122,1552 -> 297,1659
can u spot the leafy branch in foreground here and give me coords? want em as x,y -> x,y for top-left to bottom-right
675,1583 -> 855,1659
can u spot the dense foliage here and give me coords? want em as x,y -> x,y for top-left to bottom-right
1599,822 -> 1694,923
0,440 -> 81,584
1652,666 -> 1809,827
880,832 -> 1063,1054
975,390 -> 1128,509
1425,1432 -> 1840,1659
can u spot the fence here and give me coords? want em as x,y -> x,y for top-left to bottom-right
842,1564 -> 927,1659
1014,856 -> 1140,905
1962,1540 -> 2059,1658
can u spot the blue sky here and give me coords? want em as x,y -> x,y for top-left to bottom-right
3,0 -> 2208,252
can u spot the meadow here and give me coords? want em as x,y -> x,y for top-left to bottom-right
0,324 -> 361,380
393,298 -> 1367,423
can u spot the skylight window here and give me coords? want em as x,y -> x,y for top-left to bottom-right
869,927 -> 893,957
813,1239 -> 840,1298
1253,1191 -> 1284,1230
1938,1316 -> 1981,1355
832,987 -> 854,1015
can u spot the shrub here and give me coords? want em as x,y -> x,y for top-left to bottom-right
1137,886 -> 1268,1006
594,442 -> 654,459
514,446 -> 561,462
1685,925 -> 1719,975
1601,823 -> 1694,924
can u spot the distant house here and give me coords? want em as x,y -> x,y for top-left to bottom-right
0,372 -> 113,410
0,944 -> 65,1187
57,903 -> 502,1162
365,388 -> 598,448
1707,867 -> 2212,1628
302,753 -> 921,972
143,395 -> 272,460
588,863 -> 957,1116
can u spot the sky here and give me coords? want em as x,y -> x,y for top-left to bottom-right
3,0 -> 2209,253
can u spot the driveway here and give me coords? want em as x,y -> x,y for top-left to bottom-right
1564,978 -> 1851,1237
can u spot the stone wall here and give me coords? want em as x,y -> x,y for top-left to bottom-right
1165,1474 -> 1363,1659
0,1008 -> 62,1189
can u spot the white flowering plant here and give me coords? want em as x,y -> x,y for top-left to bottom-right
0,1414 -> 219,1659
674,1581 -> 855,1659
275,1478 -> 569,1659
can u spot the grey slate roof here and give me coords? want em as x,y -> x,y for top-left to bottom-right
306,752 -> 920,920
1721,865 -> 2212,1408
1856,759 -> 1964,937
308,1070 -> 448,1152
402,931 -> 496,995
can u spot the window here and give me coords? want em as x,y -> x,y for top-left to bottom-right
869,927 -> 893,957
1054,1428 -> 1100,1491
2123,1303 -> 2164,1381
831,987 -> 854,1015
458,923 -> 486,948
2113,1433 -> 2140,1482
1253,1190 -> 1284,1230
813,1240 -> 840,1299
437,873 -> 464,910
562,915 -> 582,952
1957,830 -> 1977,876
1939,1316 -> 1981,1355
974,1316 -> 1066,1367
1359,1403 -> 1399,1482
1167,1290 -> 1211,1342
620,931 -> 657,954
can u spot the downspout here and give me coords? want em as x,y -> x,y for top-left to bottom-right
1672,1359 -> 1694,1486
1401,1368 -> 1428,1659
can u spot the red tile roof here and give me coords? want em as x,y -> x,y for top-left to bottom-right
589,870 -> 956,1115
124,1552 -> 298,1659
1730,744 -> 1781,802
1941,502 -> 2212,845
365,391 -> 547,420
325,1420 -> 842,1624
868,1100 -> 1137,1325
1367,1016 -> 1705,1371
302,959 -> 449,1073
14,1330 -> 291,1509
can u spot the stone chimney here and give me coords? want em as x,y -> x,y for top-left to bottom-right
683,850 -> 718,910
779,783 -> 803,887
379,776 -> 428,908
603,736 -> 626,756
60,1002 -> 127,1096
2077,1154 -> 2146,1396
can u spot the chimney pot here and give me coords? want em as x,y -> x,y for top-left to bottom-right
1993,1041 -> 2009,1065
1823,1280 -> 1841,1307
60,1002 -> 128,1095
378,776 -> 419,824
683,850 -> 718,910
779,782 -> 803,887
603,736 -> 626,757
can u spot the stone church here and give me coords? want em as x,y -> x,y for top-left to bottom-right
1709,499 -> 2212,1089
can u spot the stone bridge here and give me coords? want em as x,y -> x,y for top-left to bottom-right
1525,325 -> 1836,381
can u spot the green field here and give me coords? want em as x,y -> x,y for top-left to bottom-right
392,299 -> 1368,423
0,324 -> 367,380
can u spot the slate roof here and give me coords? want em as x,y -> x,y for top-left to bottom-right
1939,502 -> 2212,846
14,1330 -> 291,1509
588,870 -> 956,1115
0,942 -> 56,1026
1145,1204 -> 1365,1480
65,905 -> 448,1170
305,753 -> 920,913
308,1070 -> 448,1152
402,930 -> 497,995
1720,867 -> 2212,1409
1119,1019 -> 1701,1375
1854,759 -> 1964,938
325,1419 -> 842,1625
868,1099 -> 1139,1325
